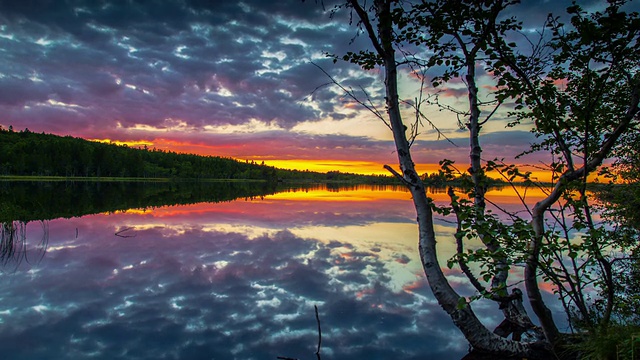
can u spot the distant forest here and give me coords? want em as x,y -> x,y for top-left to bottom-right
0,126 -> 394,183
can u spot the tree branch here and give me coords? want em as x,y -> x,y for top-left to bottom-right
347,0 -> 385,57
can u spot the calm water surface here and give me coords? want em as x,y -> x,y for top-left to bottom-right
0,183 -> 559,360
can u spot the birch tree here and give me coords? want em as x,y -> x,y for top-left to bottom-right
329,0 -> 639,358
338,0 -> 551,357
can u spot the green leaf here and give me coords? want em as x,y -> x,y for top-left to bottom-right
456,297 -> 468,310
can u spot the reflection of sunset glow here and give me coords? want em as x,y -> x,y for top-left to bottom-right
484,185 -> 550,204
98,185 -> 546,222
267,186 -> 411,201
86,183 -> 557,298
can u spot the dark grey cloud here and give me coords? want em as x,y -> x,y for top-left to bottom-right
0,0 -> 362,132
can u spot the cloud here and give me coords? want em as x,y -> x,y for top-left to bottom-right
0,1 -> 360,133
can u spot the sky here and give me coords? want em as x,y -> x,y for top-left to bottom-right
0,0 -> 630,176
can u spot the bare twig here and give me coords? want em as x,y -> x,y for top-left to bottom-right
314,305 -> 322,360
276,305 -> 322,360
399,97 -> 458,147
115,227 -> 136,238
309,61 -> 389,128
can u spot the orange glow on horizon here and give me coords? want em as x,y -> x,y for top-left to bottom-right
260,159 -> 442,176
90,138 -> 154,148
149,138 -> 243,155
88,137 -> 241,156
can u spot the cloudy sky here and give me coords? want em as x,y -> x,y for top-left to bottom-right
0,0 -> 627,175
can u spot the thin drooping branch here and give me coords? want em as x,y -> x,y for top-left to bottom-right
309,61 -> 389,128
1,221 -> 19,266
488,159 -> 533,217
1,221 -> 48,271
399,97 -> 459,147
402,43 -> 481,146
478,102 -> 502,126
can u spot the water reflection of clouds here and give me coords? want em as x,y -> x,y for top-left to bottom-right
0,186 -> 563,359
1,223 -> 469,359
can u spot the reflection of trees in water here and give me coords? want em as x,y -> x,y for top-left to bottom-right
0,181 -> 281,223
1,220 -> 48,270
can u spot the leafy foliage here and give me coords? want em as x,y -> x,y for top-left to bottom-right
330,0 -> 639,356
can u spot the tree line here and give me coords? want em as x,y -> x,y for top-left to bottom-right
0,127 -> 394,183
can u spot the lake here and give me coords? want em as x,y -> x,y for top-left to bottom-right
0,181 -> 561,360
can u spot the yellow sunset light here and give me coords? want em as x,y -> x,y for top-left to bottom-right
89,138 -> 154,148
259,159 -> 442,176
